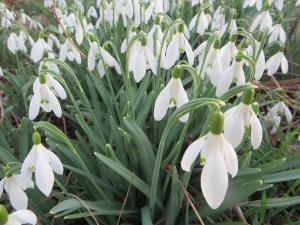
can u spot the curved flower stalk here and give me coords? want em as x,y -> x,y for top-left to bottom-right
154,66 -> 189,122
0,171 -> 29,210
128,36 -> 157,82
29,72 -> 66,120
216,53 -> 246,97
88,41 -> 121,78
165,23 -> 194,69
0,205 -> 37,225
7,32 -> 27,54
181,110 -> 238,209
189,11 -> 212,36
59,39 -> 81,64
224,89 -> 263,149
264,101 -> 292,133
20,132 -> 63,197
30,37 -> 51,63
268,23 -> 286,44
250,10 -> 273,32
265,46 -> 288,76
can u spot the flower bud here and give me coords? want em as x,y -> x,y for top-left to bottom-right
242,89 -> 255,105
0,205 -> 8,225
210,110 -> 224,135
32,132 -> 41,145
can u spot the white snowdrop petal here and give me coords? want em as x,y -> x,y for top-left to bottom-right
48,89 -> 62,117
46,149 -> 64,175
201,146 -> 228,209
154,81 -> 172,121
165,35 -> 179,69
223,137 -> 238,177
35,149 -> 54,196
181,137 -> 205,172
184,37 -> 194,65
250,113 -> 263,149
0,180 -> 4,197
133,47 -> 146,83
10,210 -> 37,225
280,54 -> 288,74
176,80 -> 189,123
283,104 -> 292,122
29,93 -> 40,120
51,78 -> 67,100
6,182 -> 28,210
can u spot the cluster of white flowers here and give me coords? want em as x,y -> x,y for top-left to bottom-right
0,0 -> 296,219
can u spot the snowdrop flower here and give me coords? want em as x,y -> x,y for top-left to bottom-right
189,11 -> 211,36
224,89 -> 263,149
246,35 -> 266,80
181,110 -> 238,209
250,11 -> 273,32
265,47 -> 288,76
243,0 -> 256,8
0,205 -> 37,225
154,67 -> 189,122
165,23 -> 194,69
47,34 -> 61,49
297,0 -> 300,6
59,40 -> 81,64
0,173 -> 29,210
7,32 -> 27,54
121,30 -> 136,53
194,40 -> 208,64
75,20 -> 84,45
203,39 -> 223,87
128,36 -> 157,82
273,0 -> 284,11
216,54 -> 246,97
20,132 -> 63,196
219,35 -> 238,69
29,73 -> 64,120
264,101 -> 292,133
87,6 -> 98,18
211,6 -> 226,35
88,41 -> 121,78
115,0 -> 134,27
30,37 -> 51,63
0,67 -> 3,76
268,24 -> 286,44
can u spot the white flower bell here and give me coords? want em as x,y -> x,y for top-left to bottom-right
265,46 -> 288,76
59,40 -> 81,64
189,11 -> 211,36
181,110 -> 238,209
128,36 -> 157,82
224,89 -> 263,149
0,205 -> 37,225
154,66 -> 189,122
29,73 -> 65,120
250,11 -> 272,32
30,37 -> 51,63
268,23 -> 286,44
165,23 -> 194,69
20,132 -> 63,197
88,41 -> 121,78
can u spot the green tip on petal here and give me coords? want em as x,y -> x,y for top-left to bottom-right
32,132 -> 41,145
172,66 -> 181,79
0,205 -> 8,225
210,110 -> 224,135
242,89 -> 255,105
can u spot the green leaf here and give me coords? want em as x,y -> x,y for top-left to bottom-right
248,196 -> 300,208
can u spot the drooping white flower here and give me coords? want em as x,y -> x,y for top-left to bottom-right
115,0 -> 134,27
224,90 -> 262,149
194,40 -> 208,64
7,32 -> 27,54
216,57 -> 246,97
250,11 -> 273,32
264,101 -> 292,133
87,6 -> 98,18
154,68 -> 189,122
219,37 -> 238,69
203,39 -> 223,87
121,30 -> 136,54
273,0 -> 284,11
128,37 -> 157,82
211,6 -> 226,35
0,207 -> 37,225
75,20 -> 84,45
88,41 -> 121,78
20,132 -> 63,197
0,174 -> 29,210
243,0 -> 256,8
59,40 -> 81,64
265,49 -> 288,76
268,24 -> 286,44
30,38 -> 51,63
189,11 -> 211,36
181,111 -> 238,209
47,34 -> 61,49
0,66 -> 3,76
165,24 -> 194,69
29,74 -> 64,120
297,0 -> 300,6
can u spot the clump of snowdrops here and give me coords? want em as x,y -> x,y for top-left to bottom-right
0,0 -> 299,224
